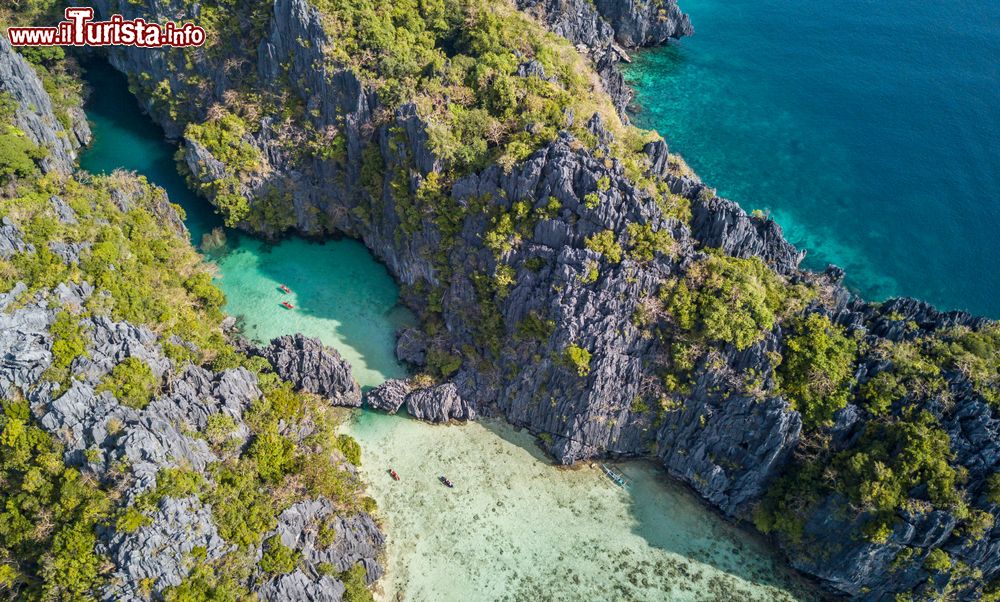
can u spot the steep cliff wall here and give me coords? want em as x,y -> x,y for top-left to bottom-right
84,0 -> 999,599
0,36 -> 90,174
0,41 -> 383,600
515,0 -> 693,115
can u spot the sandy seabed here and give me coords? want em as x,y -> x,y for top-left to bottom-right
345,413 -> 815,602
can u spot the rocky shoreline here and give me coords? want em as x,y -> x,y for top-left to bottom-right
5,0 -> 997,599
88,0 -> 999,599
1,36 -> 385,600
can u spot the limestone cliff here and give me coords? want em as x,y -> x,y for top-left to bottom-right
0,40 -> 383,600
81,0 -> 1000,599
0,37 -> 90,174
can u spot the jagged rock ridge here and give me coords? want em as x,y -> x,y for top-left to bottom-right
79,0 -> 1000,599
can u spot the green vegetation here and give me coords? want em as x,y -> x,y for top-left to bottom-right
562,344 -> 592,377
340,564 -> 375,602
0,125 -> 46,184
161,558 -> 250,601
0,93 -> 47,184
925,325 -> 1000,408
924,549 -> 951,573
0,396 -> 109,600
0,171 -> 233,362
0,161 -> 374,598
584,230 -> 622,264
337,434 -> 363,466
515,311 -> 555,342
310,0 -> 624,173
777,313 -> 857,429
987,473 -> 1000,505
96,357 -> 160,410
184,112 -> 262,226
752,314 -> 997,598
841,412 -> 959,524
44,309 -> 89,385
259,535 -> 301,575
626,223 -> 674,262
666,254 -> 804,350
185,113 -> 261,173
755,409 -> 962,545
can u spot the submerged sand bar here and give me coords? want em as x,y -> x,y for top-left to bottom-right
346,412 -> 812,602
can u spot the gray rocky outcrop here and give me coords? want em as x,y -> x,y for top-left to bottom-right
1,291 -> 383,599
394,327 -> 428,365
255,499 -> 385,601
405,382 -> 476,423
691,196 -> 805,275
0,286 -> 51,396
0,217 -> 33,258
515,0 -> 692,114
593,0 -> 694,48
259,571 -> 346,602
86,0 -> 999,599
101,496 -> 231,601
364,379 -> 412,414
258,334 -> 362,406
0,36 -> 90,173
657,389 -> 802,515
271,499 -> 384,582
48,240 -> 89,264
0,48 -> 386,601
49,194 -> 78,224
364,380 -> 475,423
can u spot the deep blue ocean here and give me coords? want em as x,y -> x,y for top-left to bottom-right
626,0 -> 1000,318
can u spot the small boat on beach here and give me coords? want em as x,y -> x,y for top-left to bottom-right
439,475 -> 454,488
600,464 -> 628,488
279,284 -> 291,293
389,468 -> 400,481
281,301 -> 294,309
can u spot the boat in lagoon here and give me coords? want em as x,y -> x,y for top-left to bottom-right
601,463 -> 628,488
80,61 -> 817,600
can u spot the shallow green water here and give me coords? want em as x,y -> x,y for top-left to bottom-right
79,62 -> 408,384
209,237 -> 412,386
349,414 -> 812,602
79,61 -> 811,601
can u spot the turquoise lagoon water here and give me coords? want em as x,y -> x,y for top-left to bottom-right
79,62 -> 812,599
80,62 -> 408,386
626,0 -> 1000,317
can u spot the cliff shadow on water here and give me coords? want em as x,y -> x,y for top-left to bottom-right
80,59 -> 415,388
479,419 -> 815,597
79,59 -> 221,241
210,235 -> 416,388
78,55 -> 815,600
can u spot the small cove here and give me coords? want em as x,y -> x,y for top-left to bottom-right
79,60 -> 813,601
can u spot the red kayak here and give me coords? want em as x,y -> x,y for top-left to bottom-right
389,469 -> 400,481
280,284 -> 291,293
281,301 -> 294,309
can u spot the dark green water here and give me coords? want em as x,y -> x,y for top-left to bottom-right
79,61 -> 411,386
627,0 -> 1000,317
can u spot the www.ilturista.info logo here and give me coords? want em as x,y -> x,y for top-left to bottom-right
6,7 -> 205,48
